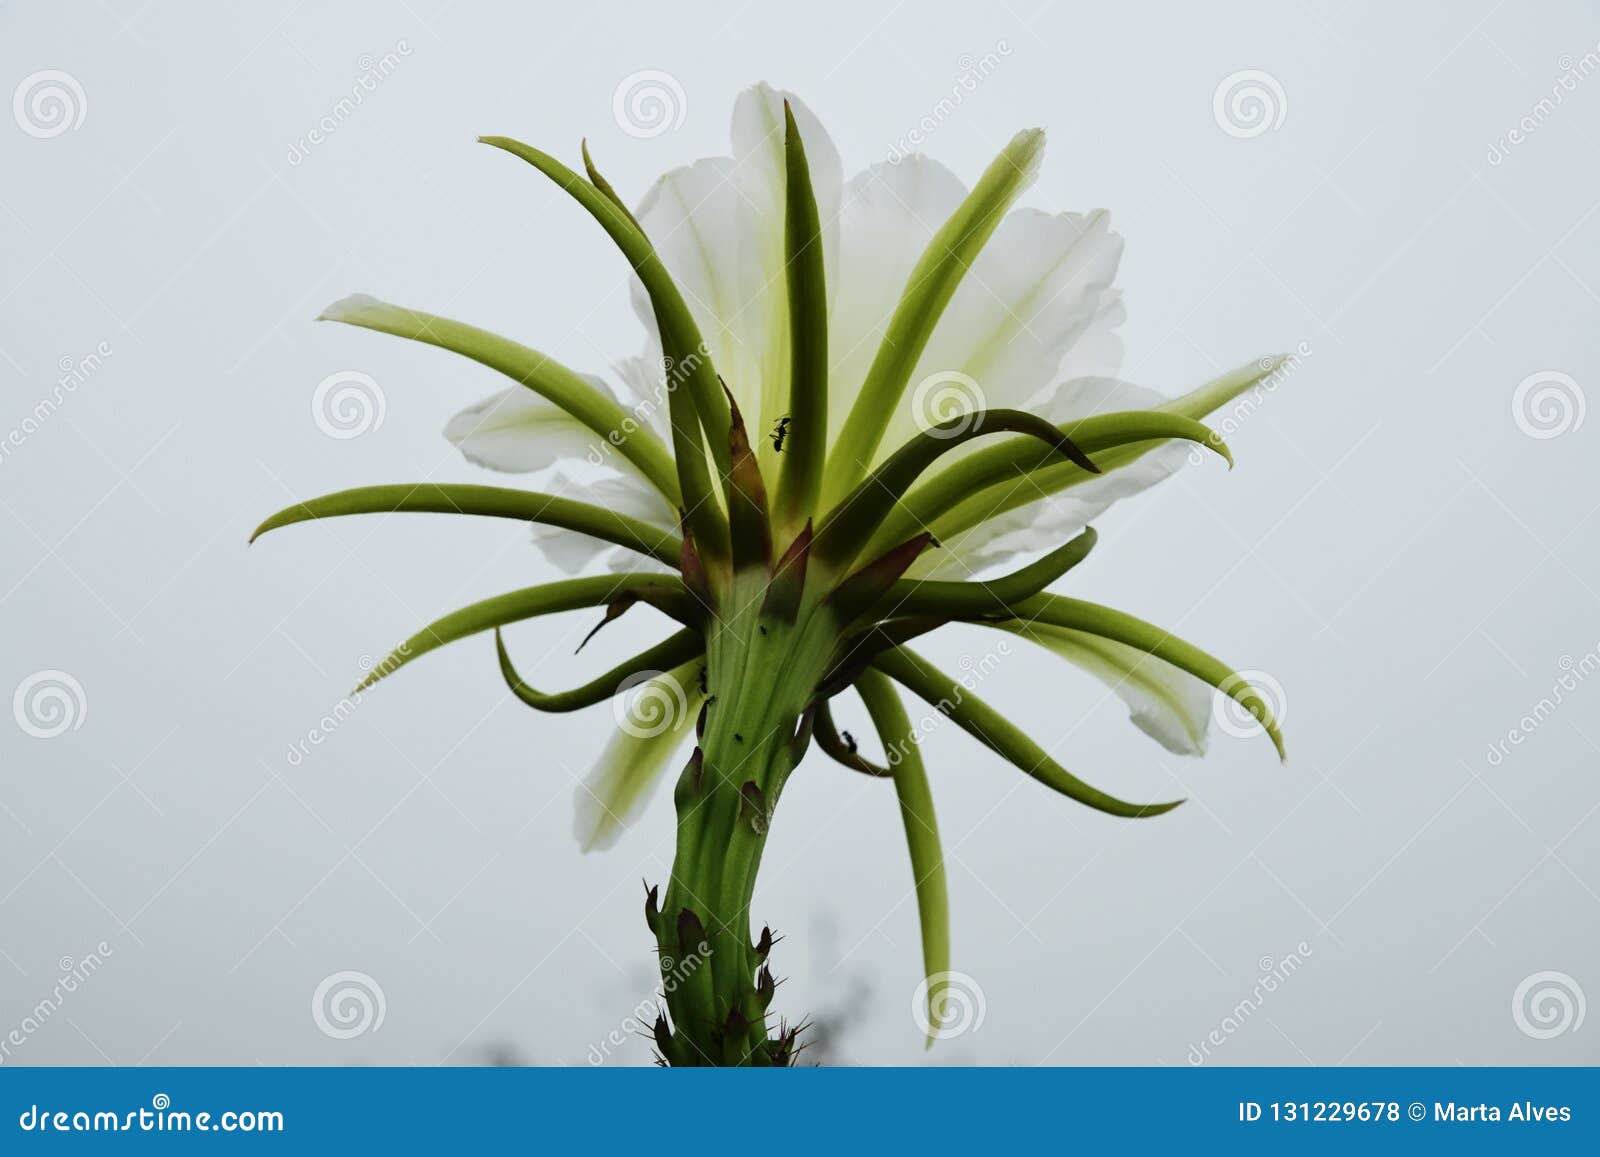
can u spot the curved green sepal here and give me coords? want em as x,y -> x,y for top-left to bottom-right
814,408 -> 1097,574
250,482 -> 682,567
870,645 -> 1184,818
495,626 -> 703,713
357,573 -> 689,691
885,526 -> 1097,618
856,668 -> 949,1047
773,100 -> 828,533
318,294 -> 679,503
477,135 -> 730,561
814,697 -> 891,777
824,129 -> 1045,499
871,410 -> 1229,553
1008,593 -> 1286,760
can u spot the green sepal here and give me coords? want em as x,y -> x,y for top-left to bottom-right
870,645 -> 1184,818
494,626 -> 703,713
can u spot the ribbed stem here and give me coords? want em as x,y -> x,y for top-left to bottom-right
653,575 -> 834,1065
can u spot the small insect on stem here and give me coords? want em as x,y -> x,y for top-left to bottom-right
770,416 -> 791,452
841,729 -> 858,754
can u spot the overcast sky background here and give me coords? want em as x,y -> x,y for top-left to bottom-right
2,0 -> 1598,1067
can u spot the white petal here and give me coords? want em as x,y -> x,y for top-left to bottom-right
730,85 -> 844,442
628,87 -> 843,457
881,209 -> 1123,456
1002,622 -> 1212,756
827,157 -> 969,451
443,376 -> 620,473
574,660 -> 705,851
527,469 -> 678,576
919,377 -> 1189,579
